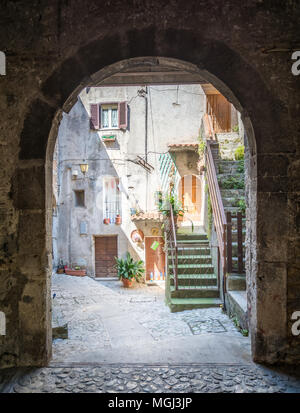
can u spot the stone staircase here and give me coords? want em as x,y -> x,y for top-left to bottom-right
166,233 -> 221,312
217,159 -> 246,287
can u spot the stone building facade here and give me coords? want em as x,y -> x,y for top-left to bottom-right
53,84 -> 207,277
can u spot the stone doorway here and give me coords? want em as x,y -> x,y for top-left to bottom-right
7,37 -> 295,368
44,57 -> 256,367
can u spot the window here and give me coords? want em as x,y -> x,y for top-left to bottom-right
101,104 -> 118,129
90,102 -> 128,130
74,190 -> 85,207
103,177 -> 121,223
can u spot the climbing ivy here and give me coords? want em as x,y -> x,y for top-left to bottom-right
218,176 -> 244,189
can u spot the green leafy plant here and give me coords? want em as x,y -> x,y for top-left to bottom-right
232,124 -> 239,133
237,159 -> 244,173
198,139 -> 206,157
115,253 -> 145,282
159,193 -> 184,217
219,176 -> 244,189
234,145 -> 244,160
237,199 -> 246,214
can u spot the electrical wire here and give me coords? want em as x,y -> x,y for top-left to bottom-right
148,85 -> 204,96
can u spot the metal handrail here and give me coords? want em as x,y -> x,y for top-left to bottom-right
169,204 -> 178,290
205,140 -> 227,274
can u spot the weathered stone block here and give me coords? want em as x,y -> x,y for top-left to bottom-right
13,165 -> 45,210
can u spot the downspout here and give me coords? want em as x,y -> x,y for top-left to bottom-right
145,86 -> 148,210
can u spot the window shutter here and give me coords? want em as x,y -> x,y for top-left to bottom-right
118,101 -> 127,130
90,104 -> 100,129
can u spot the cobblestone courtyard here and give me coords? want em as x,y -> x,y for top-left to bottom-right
1,274 -> 300,393
51,274 -> 250,364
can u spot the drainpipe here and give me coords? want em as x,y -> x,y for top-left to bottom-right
145,86 -> 148,210
145,86 -> 148,163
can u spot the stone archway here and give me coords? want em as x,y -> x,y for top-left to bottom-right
7,29 -> 294,368
44,56 -> 256,367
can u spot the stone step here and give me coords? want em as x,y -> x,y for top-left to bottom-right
217,160 -> 243,174
176,233 -> 208,241
226,274 -> 246,291
170,286 -> 220,299
168,255 -> 212,265
222,197 -> 244,207
172,246 -> 211,255
176,239 -> 210,246
168,297 -> 222,312
170,274 -> 217,287
220,189 -> 245,198
170,263 -> 215,274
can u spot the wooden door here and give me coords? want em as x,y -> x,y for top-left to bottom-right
145,237 -> 165,281
207,94 -> 231,132
95,236 -> 117,278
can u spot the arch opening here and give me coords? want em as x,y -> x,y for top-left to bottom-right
45,57 -> 257,365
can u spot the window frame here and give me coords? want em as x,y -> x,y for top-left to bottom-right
74,190 -> 85,208
100,103 -> 119,130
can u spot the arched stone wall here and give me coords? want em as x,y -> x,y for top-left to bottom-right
0,1 -> 299,367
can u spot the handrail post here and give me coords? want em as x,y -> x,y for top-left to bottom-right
169,202 -> 178,290
237,212 -> 243,273
226,212 -> 232,274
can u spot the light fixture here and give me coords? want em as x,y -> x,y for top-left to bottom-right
80,162 -> 88,174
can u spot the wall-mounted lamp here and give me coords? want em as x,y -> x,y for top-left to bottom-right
80,163 -> 89,175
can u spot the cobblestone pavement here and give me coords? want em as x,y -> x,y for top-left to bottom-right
51,274 -> 249,364
1,364 -> 300,393
1,275 -> 300,393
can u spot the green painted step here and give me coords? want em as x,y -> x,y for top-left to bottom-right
170,274 -> 217,287
170,263 -> 215,274
176,239 -> 209,244
170,286 -> 220,299
168,255 -> 212,265
167,297 -> 222,312
169,247 -> 211,255
176,234 -> 208,240
169,254 -> 212,259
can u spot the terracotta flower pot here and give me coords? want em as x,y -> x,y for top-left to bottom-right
115,214 -> 122,225
103,218 -> 110,225
121,278 -> 133,288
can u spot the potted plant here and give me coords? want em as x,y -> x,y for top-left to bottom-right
158,193 -> 184,227
115,214 -> 122,225
115,252 -> 145,288
103,217 -> 110,225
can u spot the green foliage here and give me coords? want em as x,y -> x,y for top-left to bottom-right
198,140 -> 206,157
218,164 -> 224,174
115,252 -> 145,282
234,145 -> 244,160
237,159 -> 244,173
232,124 -> 239,133
155,191 -> 163,209
231,316 -> 248,337
198,128 -> 206,157
159,193 -> 184,217
219,176 -> 244,189
237,199 -> 246,214
205,183 -> 213,240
